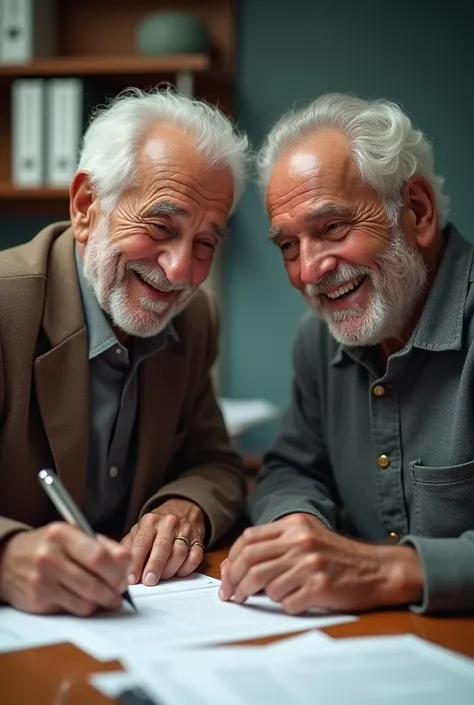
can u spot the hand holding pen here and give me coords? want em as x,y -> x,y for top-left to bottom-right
0,469 -> 135,616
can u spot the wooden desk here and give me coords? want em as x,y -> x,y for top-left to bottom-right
2,545 -> 474,705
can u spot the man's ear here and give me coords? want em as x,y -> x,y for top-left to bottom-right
69,171 -> 98,244
402,176 -> 438,249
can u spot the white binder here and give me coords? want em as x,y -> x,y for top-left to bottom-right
0,0 -> 56,64
11,78 -> 44,187
46,78 -> 83,188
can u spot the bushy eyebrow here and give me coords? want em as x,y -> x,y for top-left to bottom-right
148,200 -> 229,242
268,204 -> 353,241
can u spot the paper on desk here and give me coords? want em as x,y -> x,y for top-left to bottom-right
27,584 -> 355,661
93,633 -> 474,705
0,572 -> 218,657
0,617 -> 62,653
91,635 -> 333,701
218,397 -> 280,436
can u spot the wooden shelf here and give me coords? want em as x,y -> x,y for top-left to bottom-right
0,183 -> 68,199
0,54 -> 215,79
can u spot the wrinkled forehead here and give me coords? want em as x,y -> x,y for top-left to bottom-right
265,129 -> 366,217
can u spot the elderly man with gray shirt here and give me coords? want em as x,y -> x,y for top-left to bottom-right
220,93 -> 474,615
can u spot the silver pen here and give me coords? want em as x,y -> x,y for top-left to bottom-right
38,468 -> 136,612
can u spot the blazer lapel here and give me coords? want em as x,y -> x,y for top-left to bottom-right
125,341 -> 186,529
34,229 -> 90,507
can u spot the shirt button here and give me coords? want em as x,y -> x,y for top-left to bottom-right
373,384 -> 386,397
388,531 -> 399,543
115,348 -> 122,355
378,454 -> 390,468
109,466 -> 119,478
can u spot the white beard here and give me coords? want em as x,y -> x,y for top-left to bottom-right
82,216 -> 197,338
304,224 -> 428,347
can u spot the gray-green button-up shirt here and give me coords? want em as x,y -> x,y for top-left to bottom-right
250,224 -> 474,613
75,248 -> 177,529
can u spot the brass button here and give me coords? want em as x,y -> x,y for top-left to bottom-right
373,384 -> 386,397
388,531 -> 399,543
378,454 -> 390,468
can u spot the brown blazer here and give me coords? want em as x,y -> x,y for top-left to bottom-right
0,223 -> 245,546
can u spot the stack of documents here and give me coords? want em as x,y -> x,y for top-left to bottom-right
91,631 -> 474,705
0,573 -> 355,659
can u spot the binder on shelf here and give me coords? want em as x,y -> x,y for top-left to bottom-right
11,78 -> 45,187
46,78 -> 83,188
0,0 -> 56,64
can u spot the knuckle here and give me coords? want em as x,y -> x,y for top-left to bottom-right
142,513 -> 158,527
296,532 -> 316,552
154,536 -> 173,552
310,572 -> 330,594
246,565 -> 264,588
45,522 -> 66,543
304,552 -> 324,572
88,545 -> 109,568
242,527 -> 255,543
166,514 -> 180,531
32,547 -> 55,572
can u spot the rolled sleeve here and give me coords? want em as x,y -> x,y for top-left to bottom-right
400,532 -> 474,613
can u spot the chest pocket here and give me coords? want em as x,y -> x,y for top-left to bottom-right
410,459 -> 474,537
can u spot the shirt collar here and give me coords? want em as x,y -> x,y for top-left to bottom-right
74,246 -> 177,360
331,224 -> 474,366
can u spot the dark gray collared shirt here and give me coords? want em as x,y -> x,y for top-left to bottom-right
75,249 -> 176,529
250,225 -> 474,613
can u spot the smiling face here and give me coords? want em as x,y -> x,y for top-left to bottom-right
72,123 -> 234,338
266,129 -> 430,347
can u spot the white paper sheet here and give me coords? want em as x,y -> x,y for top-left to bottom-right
23,585 -> 355,661
92,633 -> 474,705
218,397 -> 280,436
0,572 -> 218,657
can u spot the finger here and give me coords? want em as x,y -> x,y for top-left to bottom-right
62,528 -> 129,594
176,541 -> 204,578
265,564 -> 309,604
228,523 -> 283,562
128,515 -> 173,584
59,558 -> 123,612
139,515 -> 178,585
146,524 -> 192,583
220,558 -> 229,578
227,539 -> 287,588
281,579 -> 326,616
233,558 -> 284,604
30,576 -> 97,617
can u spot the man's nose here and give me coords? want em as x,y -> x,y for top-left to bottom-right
158,243 -> 193,286
299,240 -> 338,286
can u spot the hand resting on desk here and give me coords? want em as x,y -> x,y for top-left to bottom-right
219,513 -> 423,613
0,523 -> 131,615
122,498 -> 206,587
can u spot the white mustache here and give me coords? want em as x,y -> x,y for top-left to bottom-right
127,261 -> 190,292
305,264 -> 370,297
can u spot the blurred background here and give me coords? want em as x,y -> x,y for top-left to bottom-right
0,0 -> 472,455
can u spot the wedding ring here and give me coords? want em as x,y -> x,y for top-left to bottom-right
174,535 -> 190,549
190,540 -> 205,552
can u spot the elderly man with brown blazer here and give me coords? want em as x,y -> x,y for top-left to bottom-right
0,87 -> 248,616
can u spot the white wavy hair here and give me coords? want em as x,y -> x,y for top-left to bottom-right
257,93 -> 450,228
77,86 -> 249,214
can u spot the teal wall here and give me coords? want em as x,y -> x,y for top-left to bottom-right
223,0 -> 474,451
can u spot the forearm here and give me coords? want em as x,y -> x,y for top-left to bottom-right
400,531 -> 474,613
